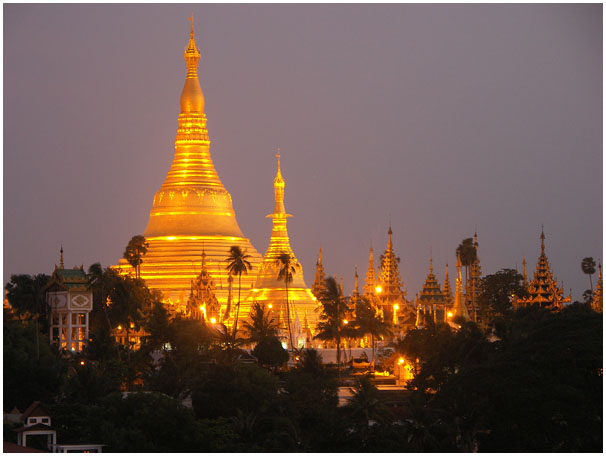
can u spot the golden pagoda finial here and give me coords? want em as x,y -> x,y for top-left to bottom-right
181,16 -> 203,113
188,13 -> 194,39
540,225 -> 545,254
60,244 -> 64,269
429,249 -> 433,274
317,247 -> 323,265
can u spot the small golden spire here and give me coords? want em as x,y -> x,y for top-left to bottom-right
317,247 -> 323,266
60,245 -> 64,269
188,14 -> 194,39
429,250 -> 433,274
540,226 -> 545,254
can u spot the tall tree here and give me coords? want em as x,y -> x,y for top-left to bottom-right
478,269 -> 528,323
275,253 -> 300,350
314,277 -> 349,371
123,235 -> 149,279
456,238 -> 477,290
225,246 -> 253,338
581,257 -> 597,291
241,302 -> 279,344
352,296 -> 392,369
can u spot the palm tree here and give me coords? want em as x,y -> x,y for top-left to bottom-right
226,246 -> 252,338
123,235 -> 149,279
346,376 -> 392,425
581,257 -> 597,291
314,276 -> 349,371
241,302 -> 279,344
456,238 -> 477,290
275,252 -> 300,350
352,296 -> 392,370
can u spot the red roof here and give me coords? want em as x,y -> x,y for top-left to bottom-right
3,441 -> 48,453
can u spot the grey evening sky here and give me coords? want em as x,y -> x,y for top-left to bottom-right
3,4 -> 603,301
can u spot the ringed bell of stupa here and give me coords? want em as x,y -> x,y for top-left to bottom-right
115,20 -> 262,312
245,153 -> 319,348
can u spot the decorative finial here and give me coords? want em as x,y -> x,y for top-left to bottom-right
540,226 -> 545,253
188,14 -> 194,38
59,244 -> 64,269
429,252 -> 433,274
317,247 -> 322,265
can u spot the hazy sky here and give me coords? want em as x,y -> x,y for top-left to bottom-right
4,4 -> 602,300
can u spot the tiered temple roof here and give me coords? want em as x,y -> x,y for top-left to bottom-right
515,229 -> 571,310
245,153 -> 318,347
417,256 -> 446,325
114,20 -> 262,312
378,227 -> 406,304
186,249 -> 221,323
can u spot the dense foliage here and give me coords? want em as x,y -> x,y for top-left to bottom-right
4,265 -> 602,452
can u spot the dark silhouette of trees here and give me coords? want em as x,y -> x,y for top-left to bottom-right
252,336 -> 289,370
478,268 -> 527,323
314,277 -> 349,372
225,246 -> 252,338
581,256 -> 597,290
241,302 -> 278,344
456,237 -> 477,289
351,296 -> 392,369
123,235 -> 149,279
275,252 -> 300,349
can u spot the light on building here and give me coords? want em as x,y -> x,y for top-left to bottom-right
80,361 -> 85,366
447,311 -> 453,318
375,286 -> 382,293
210,317 -> 217,324
343,319 -> 348,325
268,303 -> 273,309
393,304 -> 399,311
398,357 -> 404,365
117,325 -> 122,330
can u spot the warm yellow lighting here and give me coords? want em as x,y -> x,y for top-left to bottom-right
80,361 -> 85,366
393,304 -> 399,310
199,305 -> 204,311
210,317 -> 216,324
166,236 -> 177,240
117,325 -> 122,330
398,357 -> 404,365
375,286 -> 382,293
447,311 -> 453,318
130,322 -> 135,329
312,296 -> 317,301
343,319 -> 348,325
268,304 -> 273,309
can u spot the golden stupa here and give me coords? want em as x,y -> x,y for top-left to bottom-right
245,152 -> 319,347
116,20 -> 262,311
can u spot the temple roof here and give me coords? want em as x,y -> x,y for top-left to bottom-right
517,229 -> 571,309
418,256 -> 445,306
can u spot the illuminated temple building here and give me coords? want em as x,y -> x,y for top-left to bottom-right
115,21 -> 263,313
416,256 -> 447,326
515,229 -> 571,310
245,153 -> 319,348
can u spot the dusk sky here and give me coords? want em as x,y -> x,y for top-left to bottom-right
3,4 -> 602,300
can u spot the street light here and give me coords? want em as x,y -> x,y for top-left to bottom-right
375,286 -> 382,293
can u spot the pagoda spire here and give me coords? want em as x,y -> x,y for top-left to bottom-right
116,21 -> 263,311
443,263 -> 453,304
522,257 -> 528,287
59,245 -> 64,269
247,152 -> 319,338
451,253 -> 470,320
591,263 -> 602,313
312,247 -> 327,299
363,245 -> 377,295
378,225 -> 405,303
354,267 -> 359,295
